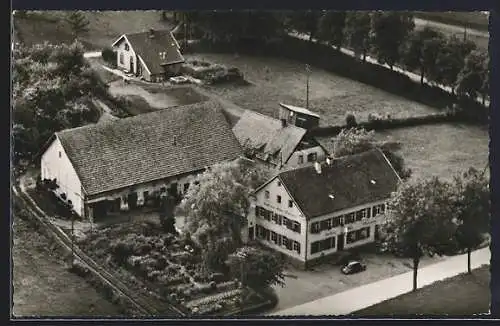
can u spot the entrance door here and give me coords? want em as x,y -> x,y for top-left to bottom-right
129,56 -> 134,73
337,234 -> 345,251
169,183 -> 178,201
128,192 -> 138,210
375,225 -> 380,240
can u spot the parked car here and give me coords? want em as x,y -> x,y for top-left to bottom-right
169,76 -> 190,84
341,261 -> 367,275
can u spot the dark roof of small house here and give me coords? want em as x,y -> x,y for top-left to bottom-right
55,100 -> 242,196
232,110 -> 307,166
277,149 -> 400,218
119,29 -> 185,74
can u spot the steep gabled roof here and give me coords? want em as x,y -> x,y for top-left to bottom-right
277,149 -> 401,218
279,103 -> 320,118
232,110 -> 307,166
113,29 -> 184,74
55,100 -> 242,196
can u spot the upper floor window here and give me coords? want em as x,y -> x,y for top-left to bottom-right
277,180 -> 282,187
298,155 -> 304,164
265,190 -> 270,199
58,151 -> 61,158
277,195 -> 282,204
124,43 -> 130,51
288,200 -> 293,208
307,152 -> 317,162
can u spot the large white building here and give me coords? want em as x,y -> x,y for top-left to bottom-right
247,149 -> 401,268
39,100 -> 242,222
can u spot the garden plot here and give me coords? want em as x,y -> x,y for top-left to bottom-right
186,53 -> 439,126
80,222 -> 264,316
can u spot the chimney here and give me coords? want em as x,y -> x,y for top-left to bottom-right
314,161 -> 322,174
148,28 -> 155,38
281,118 -> 287,128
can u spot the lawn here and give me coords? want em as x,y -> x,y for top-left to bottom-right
354,265 -> 490,316
107,80 -> 209,115
316,123 -> 489,182
413,11 -> 489,32
78,221 -> 267,316
13,10 -> 174,50
186,53 -> 440,127
12,202 -> 122,317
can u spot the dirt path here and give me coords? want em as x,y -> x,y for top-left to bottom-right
12,215 -> 122,317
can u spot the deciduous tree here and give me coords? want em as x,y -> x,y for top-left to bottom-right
226,247 -> 285,289
371,12 -> 415,70
456,50 -> 489,101
402,27 -> 446,85
284,10 -> 323,41
452,167 -> 490,273
316,11 -> 347,49
344,11 -> 372,62
380,177 -> 458,291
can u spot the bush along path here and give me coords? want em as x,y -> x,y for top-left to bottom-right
14,174 -> 184,317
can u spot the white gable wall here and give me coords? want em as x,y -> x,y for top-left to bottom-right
285,145 -> 326,169
41,137 -> 84,216
114,36 -> 138,74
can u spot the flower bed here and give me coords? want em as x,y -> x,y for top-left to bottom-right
79,221 -> 257,315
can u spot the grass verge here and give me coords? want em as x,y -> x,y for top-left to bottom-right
353,265 -> 490,316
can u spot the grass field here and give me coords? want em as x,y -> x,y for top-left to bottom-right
12,211 -> 121,317
355,265 -> 490,316
413,11 -> 489,31
13,11 -> 174,50
317,123 -> 489,181
188,53 -> 439,126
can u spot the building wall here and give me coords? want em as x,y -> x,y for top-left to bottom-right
41,137 -> 84,216
165,63 -> 182,76
138,57 -> 151,81
306,199 -> 388,260
114,37 -> 137,74
285,145 -> 326,169
251,176 -> 308,262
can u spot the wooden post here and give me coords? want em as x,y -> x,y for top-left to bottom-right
306,64 -> 311,111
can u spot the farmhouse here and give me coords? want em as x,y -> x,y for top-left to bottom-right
247,149 -> 401,269
111,28 -> 185,82
232,110 -> 327,170
40,100 -> 242,221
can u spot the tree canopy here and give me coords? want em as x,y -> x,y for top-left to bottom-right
381,177 -> 459,291
316,11 -> 347,49
344,11 -> 372,61
456,49 -> 489,101
12,42 -> 107,165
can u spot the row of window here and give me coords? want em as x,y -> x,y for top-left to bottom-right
310,226 -> 372,255
297,152 -> 317,164
255,206 -> 301,233
346,227 -> 371,244
256,225 -> 301,254
310,204 -> 386,234
264,190 -> 294,208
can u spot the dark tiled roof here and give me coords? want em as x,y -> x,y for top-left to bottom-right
232,110 -> 307,166
278,149 -> 400,218
125,30 -> 184,74
56,100 -> 242,196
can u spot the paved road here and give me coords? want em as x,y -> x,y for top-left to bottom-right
268,247 -> 491,316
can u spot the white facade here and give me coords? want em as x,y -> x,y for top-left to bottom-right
250,175 -> 390,267
40,136 -> 84,216
285,145 -> 326,170
115,36 -> 139,74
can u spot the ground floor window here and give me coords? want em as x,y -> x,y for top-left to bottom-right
346,227 -> 371,244
119,52 -> 124,65
256,224 -> 301,254
310,236 -> 336,255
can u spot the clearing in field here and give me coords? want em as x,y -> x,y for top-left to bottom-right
354,265 -> 490,316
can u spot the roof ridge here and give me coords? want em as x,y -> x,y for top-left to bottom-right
240,109 -> 307,133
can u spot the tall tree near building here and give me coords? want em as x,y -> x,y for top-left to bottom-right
402,27 -> 446,85
175,159 -> 270,269
344,11 -> 372,62
380,177 -> 458,291
66,11 -> 90,40
316,11 -> 347,49
452,167 -> 490,274
371,11 -> 415,70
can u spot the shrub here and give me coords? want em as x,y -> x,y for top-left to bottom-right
209,281 -> 217,290
101,47 -> 116,65
345,113 -> 357,128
